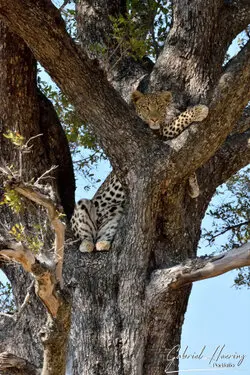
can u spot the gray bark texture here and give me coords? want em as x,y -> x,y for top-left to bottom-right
0,1 -> 249,375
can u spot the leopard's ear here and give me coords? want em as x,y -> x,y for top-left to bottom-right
131,90 -> 144,103
161,91 -> 172,103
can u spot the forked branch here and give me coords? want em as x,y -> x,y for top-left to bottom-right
0,243 -> 59,317
12,182 -> 65,288
0,179 -> 71,375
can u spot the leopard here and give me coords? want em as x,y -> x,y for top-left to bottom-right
71,172 -> 124,252
71,90 -> 209,252
131,90 -> 209,198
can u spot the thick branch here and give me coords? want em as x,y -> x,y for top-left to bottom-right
199,128 -> 250,195
76,0 -> 154,100
0,241 -> 71,375
37,89 -> 75,219
228,0 -> 250,37
152,40 -> 250,185
151,0 -> 250,97
0,352 -> 39,375
231,106 -> 250,134
0,20 -> 72,375
0,0 -> 151,170
147,242 -> 250,303
0,244 -> 59,317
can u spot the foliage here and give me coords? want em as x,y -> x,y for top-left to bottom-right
3,130 -> 24,147
90,1 -> 172,65
109,13 -> 152,61
0,280 -> 16,314
202,167 -> 250,287
38,75 -> 105,187
234,268 -> 250,289
0,188 -> 22,213
124,0 -> 172,59
203,167 -> 250,251
9,223 -> 44,254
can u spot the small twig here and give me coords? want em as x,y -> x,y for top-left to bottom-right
0,280 -> 35,321
246,27 -> 250,39
19,147 -> 23,178
0,312 -> 14,319
18,134 -> 43,177
25,133 -> 43,148
107,38 -> 124,64
59,0 -> 71,11
207,220 -> 250,244
15,279 -> 35,320
0,165 -> 15,177
35,165 -> 58,185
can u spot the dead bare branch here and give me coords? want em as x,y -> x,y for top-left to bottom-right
12,182 -> 65,288
34,165 -> 58,185
147,242 -> 250,303
0,243 -> 59,317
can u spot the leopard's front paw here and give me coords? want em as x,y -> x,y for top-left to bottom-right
192,104 -> 209,122
79,240 -> 95,253
96,240 -> 111,251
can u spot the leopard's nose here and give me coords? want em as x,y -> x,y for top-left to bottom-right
150,117 -> 159,124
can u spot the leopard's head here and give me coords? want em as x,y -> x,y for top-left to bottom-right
131,90 -> 172,130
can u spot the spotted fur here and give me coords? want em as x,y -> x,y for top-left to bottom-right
71,173 -> 124,252
131,90 -> 208,139
72,91 -> 209,252
132,90 -> 209,198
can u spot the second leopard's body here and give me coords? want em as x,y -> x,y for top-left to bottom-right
71,91 -> 209,252
131,90 -> 208,198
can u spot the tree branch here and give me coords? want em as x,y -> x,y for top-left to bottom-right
199,127 -> 250,195
0,352 -> 39,375
0,238 -> 72,375
0,21 -> 72,375
207,221 -> 250,244
150,0 -> 250,97
0,0 -> 248,189
152,39 -> 250,185
37,89 -> 75,219
231,106 -> 250,134
0,0 -> 150,170
0,244 -> 59,317
76,0 -> 154,101
9,181 -> 65,289
147,242 -> 250,303
227,0 -> 250,37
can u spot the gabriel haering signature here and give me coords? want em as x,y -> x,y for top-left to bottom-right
165,344 -> 246,372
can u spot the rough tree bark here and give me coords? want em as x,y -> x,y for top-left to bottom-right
0,1 -> 249,375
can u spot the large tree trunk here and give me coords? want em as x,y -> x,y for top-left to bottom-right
0,1 -> 250,375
